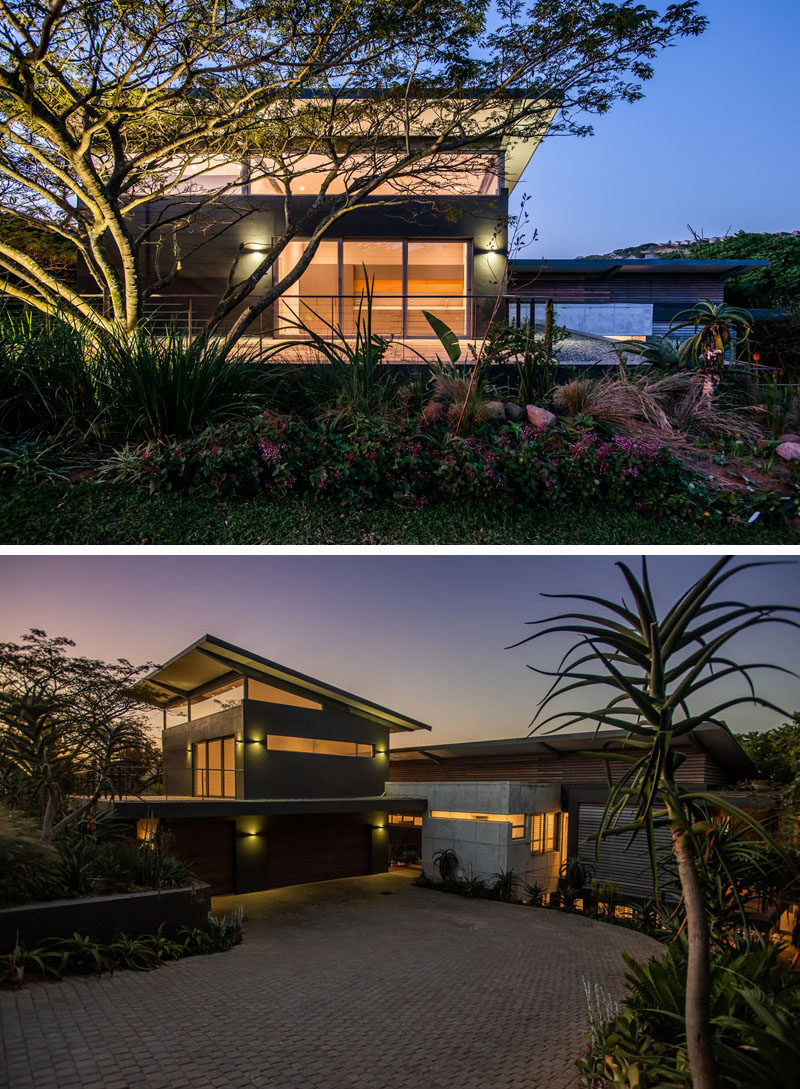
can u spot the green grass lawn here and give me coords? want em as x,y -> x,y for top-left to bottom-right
2,481 -> 798,544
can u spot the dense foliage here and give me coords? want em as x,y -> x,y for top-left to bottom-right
579,939 -> 800,1089
0,806 -> 193,908
126,410 -> 797,526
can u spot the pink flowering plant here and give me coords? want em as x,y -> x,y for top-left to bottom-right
138,412 -> 798,525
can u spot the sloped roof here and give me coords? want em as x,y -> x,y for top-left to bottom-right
136,634 -> 431,733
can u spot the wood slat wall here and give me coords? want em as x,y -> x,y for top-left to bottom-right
389,749 -> 726,786
508,274 -> 726,305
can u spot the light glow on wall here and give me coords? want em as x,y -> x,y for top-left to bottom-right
430,811 -> 526,839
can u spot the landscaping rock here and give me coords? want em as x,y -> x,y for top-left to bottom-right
777,433 -> 800,444
525,405 -> 556,429
505,403 -> 526,423
776,442 -> 800,462
485,401 -> 506,423
421,400 -> 444,426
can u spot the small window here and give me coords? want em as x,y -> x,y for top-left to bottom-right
389,814 -> 423,826
531,812 -> 561,854
265,734 -> 373,757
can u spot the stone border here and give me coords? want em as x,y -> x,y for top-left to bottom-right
0,883 -> 211,950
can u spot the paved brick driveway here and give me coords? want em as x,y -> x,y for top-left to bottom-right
1,872 -> 660,1089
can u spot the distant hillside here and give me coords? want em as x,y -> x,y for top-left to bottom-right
580,230 -> 800,263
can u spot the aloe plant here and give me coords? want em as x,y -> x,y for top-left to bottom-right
512,556 -> 800,1089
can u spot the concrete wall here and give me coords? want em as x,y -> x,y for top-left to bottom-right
0,884 -> 211,950
533,302 -> 653,337
385,781 -> 561,889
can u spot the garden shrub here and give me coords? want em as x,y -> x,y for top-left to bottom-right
132,410 -> 797,526
579,938 -> 800,1089
0,807 -> 65,908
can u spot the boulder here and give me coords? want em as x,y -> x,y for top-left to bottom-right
776,441 -> 800,462
421,400 -> 444,426
777,433 -> 800,444
484,401 -> 507,423
505,403 -> 526,423
525,405 -> 556,429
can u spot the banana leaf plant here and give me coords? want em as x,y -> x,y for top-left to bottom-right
509,557 -> 800,1089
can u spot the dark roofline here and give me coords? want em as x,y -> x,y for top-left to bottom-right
104,795 -> 428,819
508,258 -> 768,279
390,724 -> 756,780
136,634 -> 432,733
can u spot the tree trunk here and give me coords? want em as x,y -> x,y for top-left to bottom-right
40,785 -> 59,845
671,818 -> 720,1089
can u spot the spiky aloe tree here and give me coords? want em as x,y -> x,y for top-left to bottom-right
511,557 -> 799,1089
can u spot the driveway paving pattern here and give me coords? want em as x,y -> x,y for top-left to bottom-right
1,872 -> 660,1089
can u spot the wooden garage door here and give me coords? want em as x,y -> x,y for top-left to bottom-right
267,817 -> 372,888
167,819 -> 235,895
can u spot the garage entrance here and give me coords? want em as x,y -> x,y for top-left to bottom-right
168,819 -> 236,894
267,816 -> 372,888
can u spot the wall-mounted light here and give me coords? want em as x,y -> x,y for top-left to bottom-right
185,746 -> 192,754
242,242 -> 268,254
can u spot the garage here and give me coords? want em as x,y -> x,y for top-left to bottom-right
266,816 -> 372,888
167,819 -> 236,895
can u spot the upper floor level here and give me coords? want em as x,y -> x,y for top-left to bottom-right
136,635 -> 431,801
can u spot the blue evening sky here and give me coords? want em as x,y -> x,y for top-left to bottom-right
513,0 -> 800,257
1,555 -> 797,743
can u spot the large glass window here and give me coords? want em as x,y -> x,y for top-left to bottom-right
266,735 -> 374,757
193,735 -> 237,797
275,240 -> 468,339
275,239 -> 340,337
189,678 -> 244,721
248,678 -> 322,710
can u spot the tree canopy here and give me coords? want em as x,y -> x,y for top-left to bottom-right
0,0 -> 706,342
0,629 -> 157,842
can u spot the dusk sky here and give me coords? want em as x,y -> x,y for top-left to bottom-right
0,554 -> 797,742
513,0 -> 800,256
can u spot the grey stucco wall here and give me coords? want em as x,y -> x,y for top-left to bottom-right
385,780 -> 562,888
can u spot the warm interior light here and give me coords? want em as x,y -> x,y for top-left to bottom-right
430,811 -> 526,838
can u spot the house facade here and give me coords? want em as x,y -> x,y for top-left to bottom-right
386,727 -> 756,897
506,257 -> 773,350
112,635 -> 430,894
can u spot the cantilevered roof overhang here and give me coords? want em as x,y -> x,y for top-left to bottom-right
508,258 -> 769,279
390,724 -> 756,780
104,795 -> 428,819
135,634 -> 431,734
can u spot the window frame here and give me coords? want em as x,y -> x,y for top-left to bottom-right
530,811 -> 562,854
192,734 -> 237,798
265,734 -> 375,758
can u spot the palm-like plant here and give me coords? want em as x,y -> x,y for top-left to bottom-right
510,557 -> 800,1089
668,301 -> 754,374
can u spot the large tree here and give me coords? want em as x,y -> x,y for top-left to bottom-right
0,629 -> 157,843
0,0 -> 706,344
511,557 -> 799,1089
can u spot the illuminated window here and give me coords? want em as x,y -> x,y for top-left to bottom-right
531,812 -> 562,854
389,814 -> 423,827
248,678 -> 322,710
193,735 -> 237,797
189,678 -> 244,720
137,817 -> 159,843
274,239 -> 469,339
266,735 -> 374,758
430,811 -> 526,838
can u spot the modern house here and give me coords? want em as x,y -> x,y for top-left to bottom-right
111,635 -> 430,894
385,727 -> 757,897
77,102 -> 552,344
506,257 -> 779,364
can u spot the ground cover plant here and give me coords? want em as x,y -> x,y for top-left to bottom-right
0,910 -> 244,987
1,295 -> 798,543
